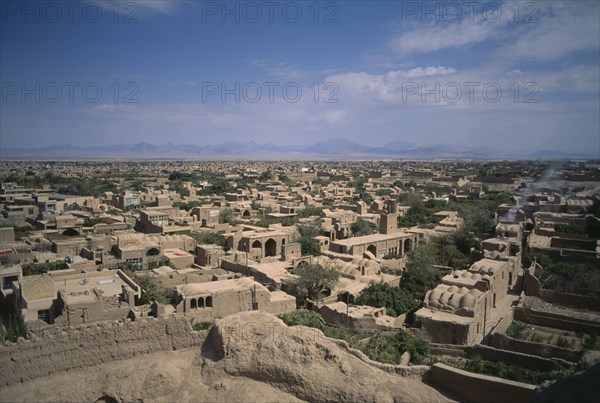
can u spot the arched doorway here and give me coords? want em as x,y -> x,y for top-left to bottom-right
404,239 -> 413,253
62,228 -> 80,237
367,244 -> 377,256
146,248 -> 160,256
296,260 -> 308,268
265,238 -> 277,257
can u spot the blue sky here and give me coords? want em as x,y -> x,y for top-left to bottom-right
1,0 -> 599,155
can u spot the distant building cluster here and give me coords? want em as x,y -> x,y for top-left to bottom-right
1,158 -> 598,374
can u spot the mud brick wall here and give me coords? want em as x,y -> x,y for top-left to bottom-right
0,316 -> 205,387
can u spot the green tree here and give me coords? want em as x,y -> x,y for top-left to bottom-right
355,282 -> 418,317
401,245 -> 445,301
452,230 -> 481,255
298,235 -> 321,256
287,264 -> 340,305
259,170 -> 273,181
22,261 -> 69,276
350,217 -> 373,236
298,205 -> 323,218
298,222 -> 321,237
585,217 -> 600,238
193,231 -> 220,244
352,180 -> 374,204
279,309 -> 326,330
434,235 -> 469,269
135,274 -> 175,305
362,331 -> 429,365
218,208 -> 235,224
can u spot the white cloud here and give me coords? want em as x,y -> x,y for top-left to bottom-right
388,1 -> 514,53
327,66 -> 462,104
389,20 -> 503,53
498,2 -> 600,62
309,110 -> 348,124
139,0 -> 181,15
249,59 -> 305,79
92,103 -> 136,112
92,0 -> 182,16
387,1 -> 599,63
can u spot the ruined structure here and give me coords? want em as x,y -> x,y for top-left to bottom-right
175,277 -> 295,320
11,269 -> 140,325
220,227 -> 294,261
415,259 -> 512,345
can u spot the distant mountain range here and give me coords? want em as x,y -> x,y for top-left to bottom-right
0,139 -> 596,160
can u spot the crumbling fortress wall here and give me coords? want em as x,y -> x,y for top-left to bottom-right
0,316 -> 205,387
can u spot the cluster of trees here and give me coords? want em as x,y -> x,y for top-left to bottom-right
450,191 -> 512,236
355,282 -> 418,317
296,223 -> 322,257
218,208 -> 237,224
527,253 -> 600,296
397,195 -> 446,228
168,171 -> 199,182
375,188 -> 393,196
350,217 -> 372,236
397,232 -> 478,301
397,190 -> 512,236
21,261 -> 68,276
286,264 -> 340,305
2,172 -> 118,196
554,220 -> 600,239
297,205 -> 323,218
169,171 -> 252,197
193,231 -> 220,245
462,355 -> 574,385
362,331 -> 429,365
128,272 -> 177,305
279,309 -> 366,347
349,180 -> 373,205
2,224 -> 33,241
278,309 -> 429,365
168,180 -> 191,197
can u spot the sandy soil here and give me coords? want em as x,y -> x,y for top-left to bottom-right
1,311 -> 457,403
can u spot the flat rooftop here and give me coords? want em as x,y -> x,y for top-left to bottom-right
56,272 -> 128,304
163,248 -> 194,259
177,277 -> 266,296
416,307 -> 476,324
331,232 -> 412,247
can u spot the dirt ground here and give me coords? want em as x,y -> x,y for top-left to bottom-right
1,311 -> 457,403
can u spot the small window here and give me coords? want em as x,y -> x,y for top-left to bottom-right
206,296 -> 213,308
2,275 -> 18,290
38,309 -> 50,323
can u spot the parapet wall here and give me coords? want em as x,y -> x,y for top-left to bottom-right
485,333 -> 583,363
327,337 -> 430,381
430,363 -> 536,403
469,344 -> 565,371
539,289 -> 600,312
514,307 -> 600,334
0,316 -> 205,387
